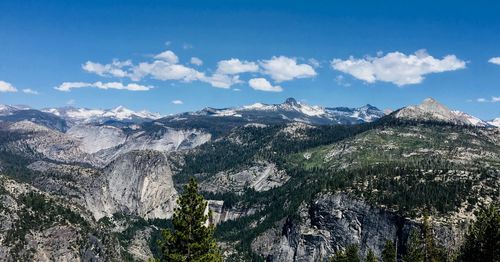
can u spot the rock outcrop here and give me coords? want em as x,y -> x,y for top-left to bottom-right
86,150 -> 178,220
252,193 -> 459,261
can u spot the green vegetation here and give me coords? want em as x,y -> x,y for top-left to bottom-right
365,249 -> 377,262
382,240 -> 397,262
153,178 -> 222,262
330,244 -> 361,262
3,191 -> 90,260
1,114 -> 499,261
458,204 -> 500,262
176,122 -> 376,182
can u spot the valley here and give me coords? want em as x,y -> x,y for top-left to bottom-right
0,98 -> 498,261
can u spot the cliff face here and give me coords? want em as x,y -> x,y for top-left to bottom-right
0,176 -> 122,261
86,150 -> 178,220
252,193 -> 459,262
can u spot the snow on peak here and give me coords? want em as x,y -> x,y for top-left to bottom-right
276,98 -> 326,116
488,118 -> 500,128
451,111 -> 489,127
42,106 -> 162,123
0,104 -> 31,115
395,98 -> 489,126
242,103 -> 270,110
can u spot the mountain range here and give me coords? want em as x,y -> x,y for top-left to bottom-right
0,97 -> 498,261
1,97 -> 498,128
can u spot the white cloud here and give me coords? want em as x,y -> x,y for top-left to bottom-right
55,81 -> 152,92
248,78 -> 283,92
131,61 -> 204,82
66,99 -> 76,105
331,50 -> 466,86
260,56 -> 317,82
82,60 -> 131,77
202,73 -> 242,89
190,57 -> 203,66
488,57 -> 500,65
216,58 -> 259,75
172,100 -> 183,105
22,88 -> 39,95
308,58 -> 321,68
154,50 -> 179,64
476,96 -> 500,103
0,81 -> 17,92
182,43 -> 193,50
81,49 -> 323,90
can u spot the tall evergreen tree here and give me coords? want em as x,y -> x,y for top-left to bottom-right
422,215 -> 446,262
458,204 -> 500,262
403,229 -> 424,262
382,240 -> 396,262
155,178 -> 222,262
330,244 -> 361,262
365,249 -> 377,262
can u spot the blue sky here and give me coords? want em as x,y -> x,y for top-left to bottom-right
0,0 -> 499,119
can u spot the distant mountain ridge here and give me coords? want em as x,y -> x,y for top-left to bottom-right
42,106 -> 162,124
0,97 -> 497,129
170,97 -> 386,125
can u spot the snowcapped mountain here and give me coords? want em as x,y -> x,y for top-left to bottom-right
394,98 -> 490,126
178,98 -> 385,125
488,118 -> 500,127
0,104 -> 31,115
43,106 -> 162,124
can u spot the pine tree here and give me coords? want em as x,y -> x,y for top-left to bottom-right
365,249 -> 377,262
330,244 -> 361,262
345,245 -> 361,262
422,214 -> 446,262
458,204 -> 500,262
382,240 -> 396,262
155,178 -> 222,262
403,229 -> 424,262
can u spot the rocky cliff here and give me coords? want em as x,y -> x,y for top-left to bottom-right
252,193 -> 461,262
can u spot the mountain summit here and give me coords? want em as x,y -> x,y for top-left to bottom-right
395,97 -> 489,126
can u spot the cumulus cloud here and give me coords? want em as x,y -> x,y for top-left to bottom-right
82,60 -> 132,78
216,58 -> 259,75
154,50 -> 179,64
172,100 -> 183,105
80,49 -> 320,90
331,50 -> 466,86
489,57 -> 500,65
190,57 -> 203,66
248,78 -> 283,92
55,81 -> 152,92
202,74 -> 242,89
22,88 -> 39,95
260,56 -> 317,82
0,81 -> 17,92
131,61 -> 204,82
